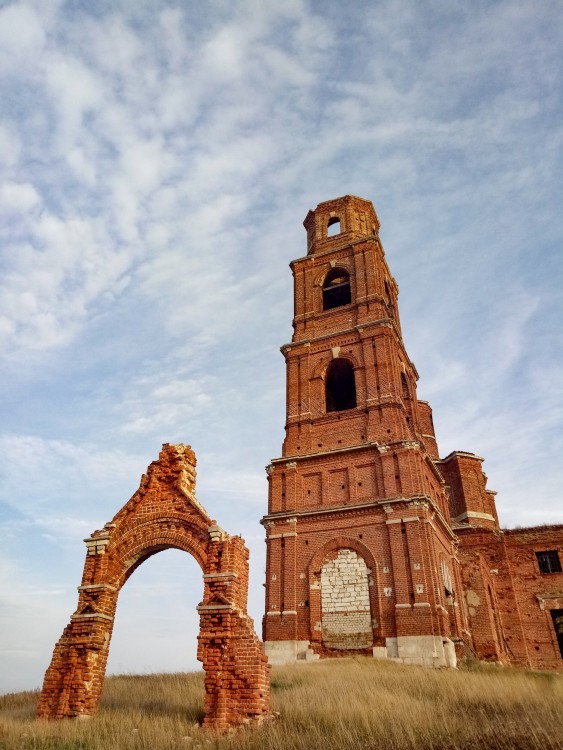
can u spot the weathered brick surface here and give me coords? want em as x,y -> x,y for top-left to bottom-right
262,195 -> 563,670
37,444 -> 271,729
457,525 -> 563,668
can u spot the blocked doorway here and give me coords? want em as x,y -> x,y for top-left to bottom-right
320,548 -> 373,650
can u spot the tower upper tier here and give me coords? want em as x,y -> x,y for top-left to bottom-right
290,195 -> 402,345
303,195 -> 381,256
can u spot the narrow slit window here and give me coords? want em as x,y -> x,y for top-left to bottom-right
323,268 -> 351,310
325,358 -> 357,412
401,372 -> 410,401
385,280 -> 395,318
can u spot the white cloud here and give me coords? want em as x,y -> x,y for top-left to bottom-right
0,124 -> 22,167
0,551 -> 77,692
0,210 -> 138,357
0,181 -> 41,215
0,2 -> 46,73
118,374 -> 218,436
82,13 -> 146,78
486,290 -> 539,373
0,0 -> 561,693
0,434 -> 145,523
66,145 -> 98,186
44,52 -> 105,147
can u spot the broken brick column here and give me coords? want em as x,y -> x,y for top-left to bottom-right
197,531 -> 271,730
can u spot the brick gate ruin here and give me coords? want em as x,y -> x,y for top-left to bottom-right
37,444 -> 271,730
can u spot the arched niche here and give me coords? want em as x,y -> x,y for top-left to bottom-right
37,444 -> 270,731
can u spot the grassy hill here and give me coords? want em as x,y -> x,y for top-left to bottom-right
1,658 -> 562,750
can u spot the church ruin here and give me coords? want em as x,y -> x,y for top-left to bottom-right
38,196 -> 562,730
262,195 -> 563,670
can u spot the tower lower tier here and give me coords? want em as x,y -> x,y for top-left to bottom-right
261,494 -> 467,667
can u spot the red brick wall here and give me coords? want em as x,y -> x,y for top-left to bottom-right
456,525 -> 563,669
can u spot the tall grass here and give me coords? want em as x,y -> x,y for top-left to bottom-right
1,658 -> 562,749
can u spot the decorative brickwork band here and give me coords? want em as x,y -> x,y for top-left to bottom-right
37,444 -> 270,730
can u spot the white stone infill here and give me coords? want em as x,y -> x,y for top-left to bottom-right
372,636 -> 457,667
265,636 -> 457,667
264,640 -> 319,665
320,548 -> 372,650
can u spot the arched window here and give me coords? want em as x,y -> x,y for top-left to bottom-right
327,216 -> 341,236
325,358 -> 357,412
323,268 -> 351,310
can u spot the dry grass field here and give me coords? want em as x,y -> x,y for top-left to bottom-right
1,658 -> 562,750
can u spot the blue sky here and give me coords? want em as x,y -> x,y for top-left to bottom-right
1,0 -> 562,693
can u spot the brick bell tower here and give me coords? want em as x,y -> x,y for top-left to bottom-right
262,195 -> 469,666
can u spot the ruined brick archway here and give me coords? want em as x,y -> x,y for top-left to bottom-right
37,444 -> 270,730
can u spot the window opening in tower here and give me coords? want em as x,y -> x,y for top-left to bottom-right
327,216 -> 341,236
323,268 -> 351,310
325,358 -> 357,412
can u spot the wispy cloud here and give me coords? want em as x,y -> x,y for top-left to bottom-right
0,0 -> 561,691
